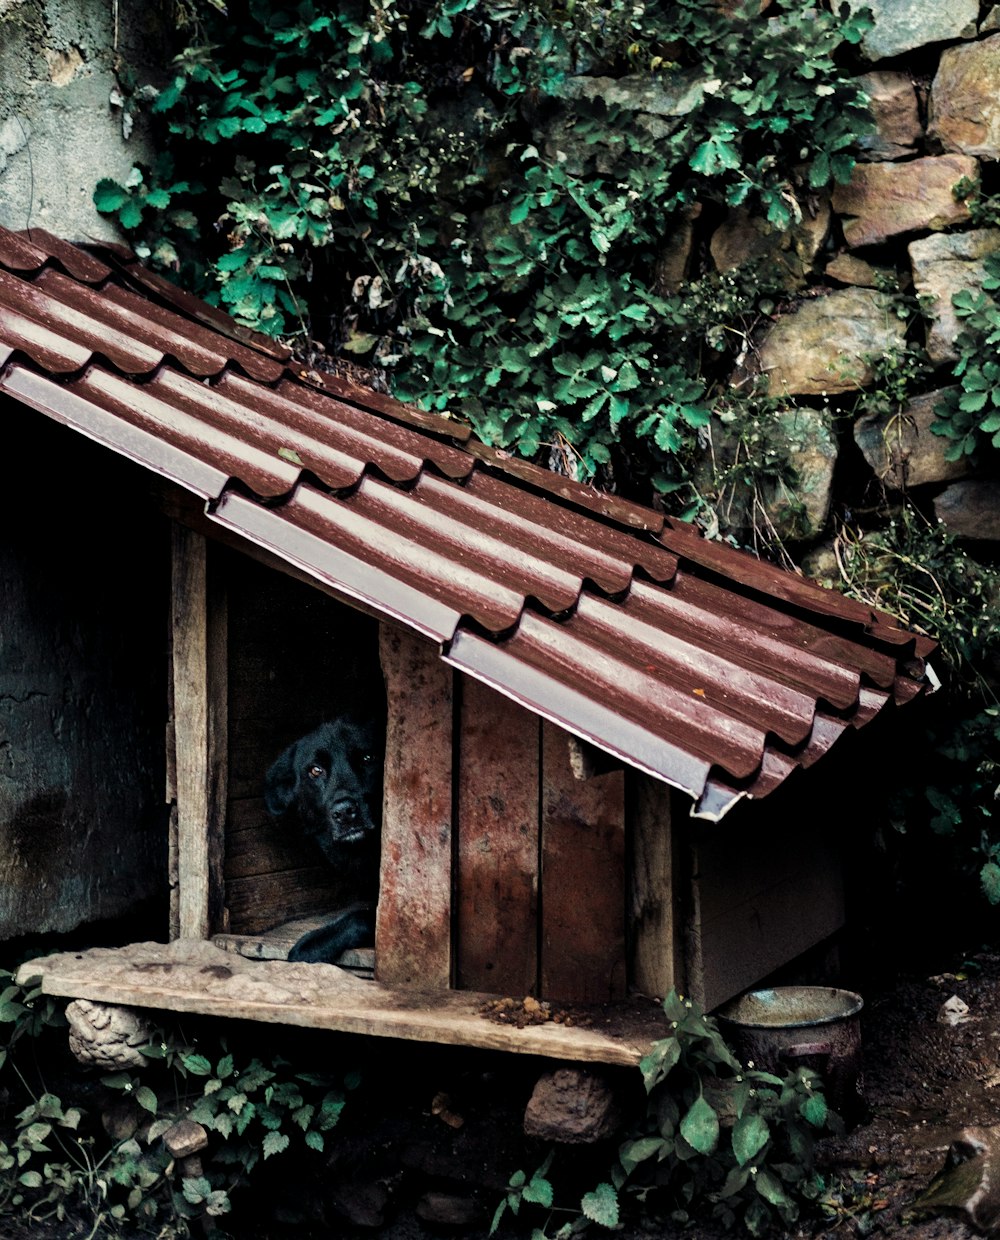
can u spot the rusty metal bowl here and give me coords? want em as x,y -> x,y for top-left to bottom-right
716,986 -> 864,1120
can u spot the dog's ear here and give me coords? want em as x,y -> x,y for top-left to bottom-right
264,742 -> 299,817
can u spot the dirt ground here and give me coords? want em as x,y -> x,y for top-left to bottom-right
805,951 -> 1000,1239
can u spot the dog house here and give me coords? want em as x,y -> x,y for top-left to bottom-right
0,224 -> 936,1066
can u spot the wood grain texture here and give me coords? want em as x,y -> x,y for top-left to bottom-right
456,678 -> 540,994
376,625 -> 453,988
170,527 -> 227,940
629,774 -> 679,1001
540,722 -> 626,1003
16,940 -> 667,1067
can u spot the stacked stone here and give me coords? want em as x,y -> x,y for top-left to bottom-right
729,0 -> 1000,545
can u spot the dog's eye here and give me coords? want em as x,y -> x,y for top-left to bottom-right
307,764 -> 326,779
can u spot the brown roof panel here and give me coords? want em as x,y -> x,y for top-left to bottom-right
271,378 -> 475,483
63,367 -> 302,499
36,270 -> 285,382
0,228 -> 111,283
0,222 -> 939,816
213,489 -> 464,643
0,364 -> 231,499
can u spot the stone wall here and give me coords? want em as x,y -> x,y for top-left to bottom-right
0,0 -> 165,240
694,0 -> 1000,555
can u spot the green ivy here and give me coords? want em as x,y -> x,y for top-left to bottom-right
95,0 -> 872,495
931,252 -> 1000,462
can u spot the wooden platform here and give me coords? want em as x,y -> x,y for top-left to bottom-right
15,940 -> 669,1067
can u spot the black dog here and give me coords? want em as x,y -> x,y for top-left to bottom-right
264,714 -> 384,964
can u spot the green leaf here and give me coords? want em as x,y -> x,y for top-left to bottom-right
619,1135 -> 667,1174
118,199 -> 144,230
680,1095 -> 719,1155
522,1174 -> 553,1207
93,178 -> 129,212
183,1054 -> 213,1076
262,1130 -> 290,1159
981,861 -> 1000,904
755,1167 -> 793,1207
135,1086 -> 158,1114
800,1091 -> 828,1127
580,1182 -> 619,1227
733,1111 -> 770,1165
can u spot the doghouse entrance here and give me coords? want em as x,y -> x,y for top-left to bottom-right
223,552 -> 382,956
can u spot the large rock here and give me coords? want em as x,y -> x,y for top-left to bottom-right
741,289 -> 907,397
545,72 -> 710,176
934,481 -> 1000,540
764,409 -> 838,541
697,408 -> 837,545
845,0 -> 977,63
523,1068 -> 622,1143
655,208 -> 699,294
909,229 -> 1000,365
711,199 -> 830,290
929,35 -> 1000,160
854,390 -> 968,490
855,71 -> 921,160
825,253 -> 884,288
832,156 -> 976,248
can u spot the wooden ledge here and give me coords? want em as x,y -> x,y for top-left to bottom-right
16,941 -> 668,1068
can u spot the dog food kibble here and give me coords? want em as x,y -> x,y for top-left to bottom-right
477,996 -> 591,1029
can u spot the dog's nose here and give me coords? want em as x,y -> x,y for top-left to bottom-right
331,799 -> 359,825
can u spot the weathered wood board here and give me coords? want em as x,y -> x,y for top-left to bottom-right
170,526 -> 228,940
629,773 -> 680,1000
540,723 -> 626,1003
377,626 -> 453,988
456,678 -> 540,995
684,804 -> 846,1012
15,941 -> 667,1067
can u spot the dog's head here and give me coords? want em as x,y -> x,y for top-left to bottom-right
264,715 -> 384,859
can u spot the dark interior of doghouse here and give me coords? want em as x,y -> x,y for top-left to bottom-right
222,552 -> 384,940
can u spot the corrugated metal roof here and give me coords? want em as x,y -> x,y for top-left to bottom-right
0,224 -> 937,819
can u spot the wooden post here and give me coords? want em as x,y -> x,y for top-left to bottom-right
456,677 -> 540,995
629,774 -> 681,1000
540,722 -> 626,1003
170,526 -> 227,940
376,625 -> 453,988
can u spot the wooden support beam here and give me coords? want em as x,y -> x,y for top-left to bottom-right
376,625 -> 453,988
456,677 -> 540,995
540,722 -> 626,1003
629,774 -> 680,1001
170,526 -> 227,940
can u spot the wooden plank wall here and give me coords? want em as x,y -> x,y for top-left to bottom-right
683,799 -> 845,1012
540,722 -> 627,1002
375,626 -> 454,989
455,680 -> 540,995
629,774 -> 680,1001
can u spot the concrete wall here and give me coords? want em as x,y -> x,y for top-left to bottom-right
0,0 -> 166,239
0,406 -> 168,937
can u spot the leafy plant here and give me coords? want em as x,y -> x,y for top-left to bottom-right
931,253 -> 1000,463
0,985 -> 355,1238
493,990 -> 838,1237
94,0 -> 872,497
